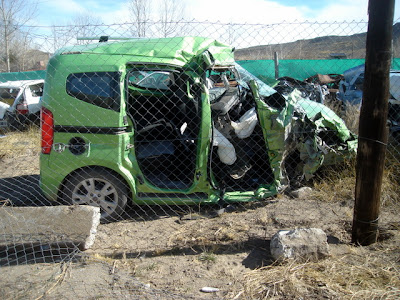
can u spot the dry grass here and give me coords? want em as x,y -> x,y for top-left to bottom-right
311,158 -> 356,203
312,99 -> 400,209
324,100 -> 360,134
234,241 -> 400,299
312,148 -> 400,209
384,142 -> 400,208
168,217 -> 251,249
341,103 -> 361,134
0,126 -> 40,159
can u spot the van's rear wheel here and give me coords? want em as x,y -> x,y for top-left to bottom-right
63,168 -> 128,223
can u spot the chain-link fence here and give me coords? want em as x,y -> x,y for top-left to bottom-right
1,20 -> 399,299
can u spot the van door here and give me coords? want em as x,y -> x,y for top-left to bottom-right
208,72 -> 275,193
126,67 -> 201,191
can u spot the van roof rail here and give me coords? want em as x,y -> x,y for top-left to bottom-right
77,36 -> 143,43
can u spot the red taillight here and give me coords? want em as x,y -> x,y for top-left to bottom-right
41,107 -> 54,154
16,103 -> 29,114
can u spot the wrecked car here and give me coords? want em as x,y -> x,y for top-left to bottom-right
273,73 -> 345,106
39,37 -> 357,222
274,76 -> 328,104
337,64 -> 400,132
0,80 -> 44,129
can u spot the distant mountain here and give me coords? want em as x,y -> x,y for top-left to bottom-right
235,23 -> 400,60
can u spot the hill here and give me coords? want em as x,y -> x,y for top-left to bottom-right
235,23 -> 400,60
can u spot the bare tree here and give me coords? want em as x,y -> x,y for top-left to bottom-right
11,29 -> 30,70
157,0 -> 185,38
128,0 -> 152,37
51,24 -> 71,52
50,13 -> 104,52
0,0 -> 38,72
70,13 -> 104,45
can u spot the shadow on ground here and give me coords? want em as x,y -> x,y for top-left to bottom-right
0,244 -> 82,266
0,175 -> 50,206
98,237 -> 274,270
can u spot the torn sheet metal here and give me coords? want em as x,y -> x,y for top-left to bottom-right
274,76 -> 328,104
243,75 -> 357,191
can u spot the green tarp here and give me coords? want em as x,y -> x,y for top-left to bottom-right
237,58 -> 400,84
0,70 -> 46,83
2,58 -> 400,84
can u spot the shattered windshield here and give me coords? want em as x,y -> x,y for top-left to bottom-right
234,63 -> 277,98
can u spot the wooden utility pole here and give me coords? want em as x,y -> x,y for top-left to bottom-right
352,0 -> 395,245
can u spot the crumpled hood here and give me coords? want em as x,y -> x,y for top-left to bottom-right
250,80 -> 358,193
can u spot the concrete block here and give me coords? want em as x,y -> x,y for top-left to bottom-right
0,205 -> 100,251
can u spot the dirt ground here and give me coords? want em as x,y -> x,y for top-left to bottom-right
1,151 -> 399,299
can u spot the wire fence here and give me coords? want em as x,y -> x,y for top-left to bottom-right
0,20 -> 399,299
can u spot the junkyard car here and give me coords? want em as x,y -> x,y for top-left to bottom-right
337,64 -> 400,134
0,80 -> 44,129
40,37 -> 357,222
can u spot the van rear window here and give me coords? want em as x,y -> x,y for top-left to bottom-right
66,72 -> 120,111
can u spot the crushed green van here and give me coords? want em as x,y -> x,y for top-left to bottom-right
40,37 -> 357,222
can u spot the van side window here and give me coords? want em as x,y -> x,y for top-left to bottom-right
66,72 -> 120,111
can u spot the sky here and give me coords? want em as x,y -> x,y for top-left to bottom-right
35,0 -> 400,26
29,0 -> 400,51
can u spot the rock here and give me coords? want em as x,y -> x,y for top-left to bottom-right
270,228 -> 329,262
290,187 -> 313,198
0,205 -> 101,252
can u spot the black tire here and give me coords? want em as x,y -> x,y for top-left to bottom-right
63,168 -> 128,223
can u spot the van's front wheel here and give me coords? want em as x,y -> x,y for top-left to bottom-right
63,168 -> 128,223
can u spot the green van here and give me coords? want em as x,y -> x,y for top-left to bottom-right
40,37 -> 357,222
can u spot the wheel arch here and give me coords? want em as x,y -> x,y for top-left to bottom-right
57,165 -> 136,203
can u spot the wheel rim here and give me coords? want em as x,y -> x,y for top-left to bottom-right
71,177 -> 119,218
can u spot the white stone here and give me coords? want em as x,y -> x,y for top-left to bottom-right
270,228 -> 329,262
290,187 -> 313,198
200,287 -> 220,293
